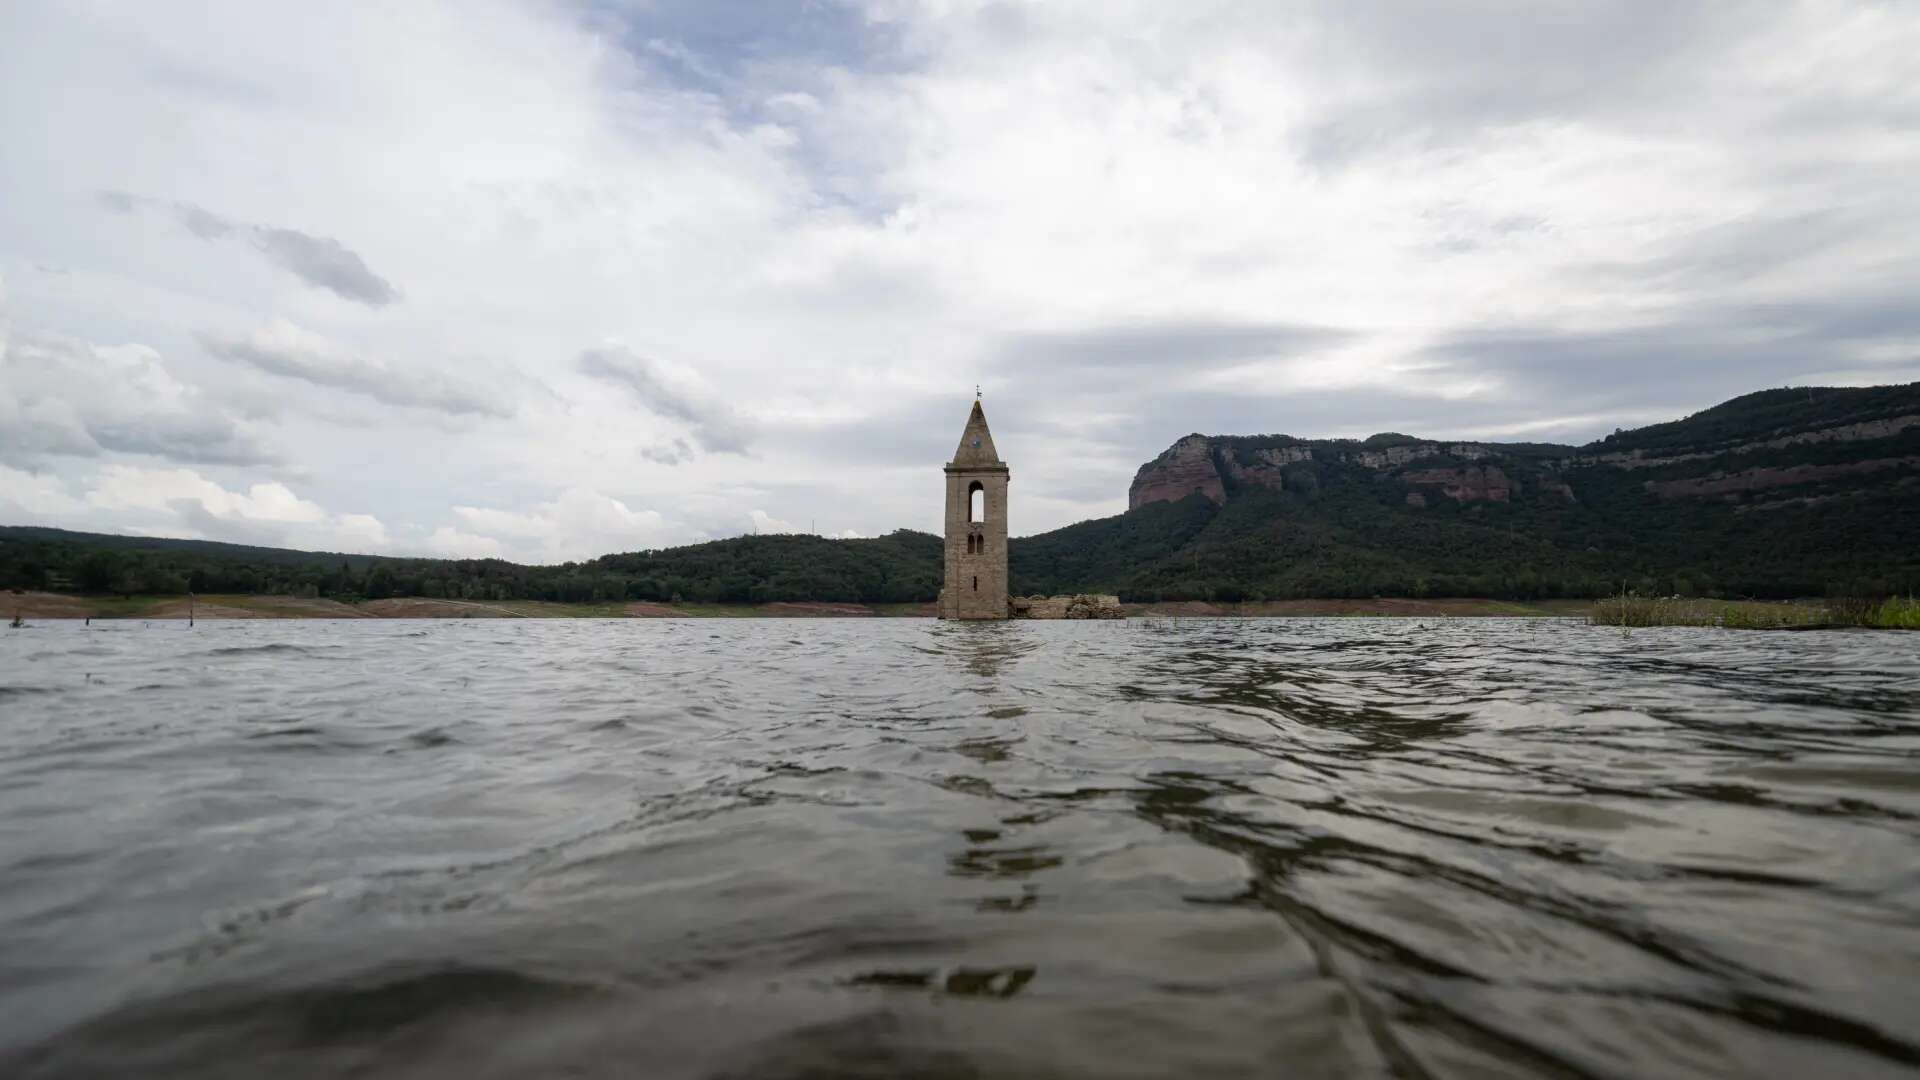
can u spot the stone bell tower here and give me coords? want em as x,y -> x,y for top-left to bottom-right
939,396 -> 1010,620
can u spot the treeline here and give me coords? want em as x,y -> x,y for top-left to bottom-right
1592,384 -> 1919,455
0,527 -> 944,605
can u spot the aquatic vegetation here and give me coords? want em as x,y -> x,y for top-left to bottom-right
1864,595 -> 1920,629
1591,593 -> 1919,629
1716,602 -> 1831,629
1592,594 -> 1708,627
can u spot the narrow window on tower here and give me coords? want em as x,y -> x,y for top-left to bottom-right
973,576 -> 978,591
968,481 -> 985,523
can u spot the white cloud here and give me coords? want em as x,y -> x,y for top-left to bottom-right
88,466 -> 323,523
422,526 -> 507,560
442,488 -> 671,563
76,464 -> 389,551
0,331 -> 276,467
747,508 -> 800,534
0,465 -> 87,519
331,513 -> 392,550
1,0 -> 1916,554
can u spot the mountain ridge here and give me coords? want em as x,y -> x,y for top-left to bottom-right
5,382 -> 1919,603
1129,383 -> 1920,512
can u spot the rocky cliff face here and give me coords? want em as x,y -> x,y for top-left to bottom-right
1127,393 -> 1920,518
1400,465 -> 1513,503
1129,435 -> 1544,509
1128,435 -> 1225,509
1024,383 -> 1920,602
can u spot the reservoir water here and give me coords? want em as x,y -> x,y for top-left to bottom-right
2,618 -> 1917,1078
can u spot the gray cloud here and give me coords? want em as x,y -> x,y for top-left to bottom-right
96,192 -> 397,305
177,202 -> 234,240
250,226 -> 397,305
85,416 -> 281,466
767,394 -> 960,470
579,347 -> 756,454
202,324 -> 517,418
640,437 -> 696,465
1294,3 -> 1766,166
1577,209 -> 1892,294
1425,291 -> 1920,420
997,320 -> 1353,374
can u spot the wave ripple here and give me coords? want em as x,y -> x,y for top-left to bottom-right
2,618 -> 1918,1078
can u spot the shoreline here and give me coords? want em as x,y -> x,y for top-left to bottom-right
3,592 -> 1593,620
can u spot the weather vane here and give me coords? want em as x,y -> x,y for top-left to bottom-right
975,383 -> 981,399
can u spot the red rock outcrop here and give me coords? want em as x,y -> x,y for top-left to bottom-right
1400,466 -> 1512,502
1130,435 -> 1225,508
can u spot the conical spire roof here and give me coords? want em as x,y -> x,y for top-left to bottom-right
948,398 -> 1003,468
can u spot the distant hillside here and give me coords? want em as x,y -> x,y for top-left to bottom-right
0,526 -> 941,606
6,382 -> 1918,603
1061,381 -> 1920,599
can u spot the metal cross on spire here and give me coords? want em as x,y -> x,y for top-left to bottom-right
975,383 -> 981,399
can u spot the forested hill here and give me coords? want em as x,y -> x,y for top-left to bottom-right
1097,382 -> 1920,599
5,381 -> 1919,603
0,526 -> 943,605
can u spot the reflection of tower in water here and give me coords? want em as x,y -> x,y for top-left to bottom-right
929,621 -> 1036,678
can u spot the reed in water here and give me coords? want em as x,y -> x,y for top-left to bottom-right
1591,593 -> 1920,629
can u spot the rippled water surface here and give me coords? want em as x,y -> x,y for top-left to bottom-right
3,618 -> 1919,1078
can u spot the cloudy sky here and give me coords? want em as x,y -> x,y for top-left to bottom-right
3,1 -> 1917,561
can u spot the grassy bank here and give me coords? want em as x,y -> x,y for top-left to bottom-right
1590,595 -> 1920,629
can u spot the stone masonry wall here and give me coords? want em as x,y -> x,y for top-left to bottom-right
940,466 -> 1009,619
1010,594 -> 1125,619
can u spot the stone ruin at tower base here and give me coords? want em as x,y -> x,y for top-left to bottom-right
1009,594 -> 1125,620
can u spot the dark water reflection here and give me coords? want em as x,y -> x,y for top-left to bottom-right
2,618 -> 1918,1078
